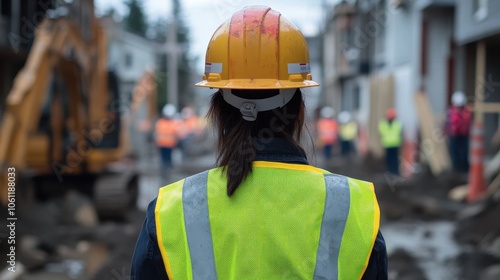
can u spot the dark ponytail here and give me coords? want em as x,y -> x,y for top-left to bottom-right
207,89 -> 306,196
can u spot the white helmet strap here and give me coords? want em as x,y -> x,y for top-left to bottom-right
221,89 -> 296,121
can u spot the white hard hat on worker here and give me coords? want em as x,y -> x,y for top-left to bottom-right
338,111 -> 352,124
452,91 -> 467,107
162,104 -> 176,118
321,107 -> 335,119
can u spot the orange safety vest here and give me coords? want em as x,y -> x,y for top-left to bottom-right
317,118 -> 338,145
156,118 -> 179,148
180,116 -> 201,139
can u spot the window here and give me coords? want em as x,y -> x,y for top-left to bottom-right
474,0 -> 488,21
124,52 -> 133,68
1,1 -> 12,16
353,85 -> 360,110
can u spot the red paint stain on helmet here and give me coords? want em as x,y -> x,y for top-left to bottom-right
229,6 -> 280,39
261,10 -> 280,38
229,10 -> 244,38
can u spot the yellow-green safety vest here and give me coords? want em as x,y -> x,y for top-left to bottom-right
378,119 -> 402,148
155,161 -> 380,280
339,122 -> 358,141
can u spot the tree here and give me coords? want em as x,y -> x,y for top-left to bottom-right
124,0 -> 147,37
171,0 -> 193,108
150,18 -> 168,44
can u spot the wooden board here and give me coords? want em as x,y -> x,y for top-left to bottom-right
414,91 -> 451,175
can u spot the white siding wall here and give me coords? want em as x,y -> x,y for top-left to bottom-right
383,3 -> 420,143
118,33 -> 156,83
107,41 -> 122,70
104,21 -> 156,85
425,9 -> 454,117
394,64 -> 418,140
385,7 -> 413,67
322,27 -> 337,107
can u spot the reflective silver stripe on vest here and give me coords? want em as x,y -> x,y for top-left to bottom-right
313,175 -> 351,280
182,171 -> 217,280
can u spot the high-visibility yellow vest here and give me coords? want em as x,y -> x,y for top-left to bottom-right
378,119 -> 402,148
155,161 -> 380,280
339,122 -> 357,141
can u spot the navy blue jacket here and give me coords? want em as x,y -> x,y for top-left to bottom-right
131,138 -> 388,279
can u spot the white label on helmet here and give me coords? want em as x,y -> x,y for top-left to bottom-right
288,63 -> 310,74
205,62 -> 223,73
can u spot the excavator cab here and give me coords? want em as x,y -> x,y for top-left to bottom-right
95,69 -> 121,150
0,0 -> 145,220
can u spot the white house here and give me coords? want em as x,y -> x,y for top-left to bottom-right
101,16 -> 159,159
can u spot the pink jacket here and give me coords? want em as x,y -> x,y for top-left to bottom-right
445,106 -> 472,136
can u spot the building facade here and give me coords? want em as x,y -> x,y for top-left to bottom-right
322,0 -> 466,174
0,0 -> 58,119
101,16 -> 158,102
455,0 -> 500,156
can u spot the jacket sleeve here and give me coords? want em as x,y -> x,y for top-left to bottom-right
361,230 -> 388,280
131,198 -> 169,280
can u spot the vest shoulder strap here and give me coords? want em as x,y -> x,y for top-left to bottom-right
314,174 -> 379,280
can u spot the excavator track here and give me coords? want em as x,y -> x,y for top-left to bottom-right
93,171 -> 138,220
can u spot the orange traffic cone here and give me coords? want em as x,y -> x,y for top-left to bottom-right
467,122 -> 487,202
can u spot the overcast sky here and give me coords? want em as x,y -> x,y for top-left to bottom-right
95,0 -> 340,73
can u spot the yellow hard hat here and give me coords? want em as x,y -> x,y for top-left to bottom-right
195,6 -> 319,90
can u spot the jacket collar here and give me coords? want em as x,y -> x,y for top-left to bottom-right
253,137 -> 308,164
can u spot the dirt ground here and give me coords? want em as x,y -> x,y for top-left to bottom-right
323,154 -> 500,280
1,150 -> 500,280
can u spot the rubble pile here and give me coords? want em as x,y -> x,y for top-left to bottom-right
0,190 -> 143,280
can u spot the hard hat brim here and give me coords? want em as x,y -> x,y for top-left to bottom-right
195,79 -> 319,90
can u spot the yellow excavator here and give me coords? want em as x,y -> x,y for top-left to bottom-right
0,0 -> 156,219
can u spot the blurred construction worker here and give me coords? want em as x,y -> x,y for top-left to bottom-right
338,111 -> 358,157
378,108 -> 403,175
132,6 -> 386,280
155,104 -> 179,171
178,105 -> 202,156
445,91 -> 472,173
317,106 -> 338,160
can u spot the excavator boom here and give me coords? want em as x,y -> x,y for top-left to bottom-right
0,1 -> 143,220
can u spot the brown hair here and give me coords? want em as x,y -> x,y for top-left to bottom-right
207,89 -> 306,196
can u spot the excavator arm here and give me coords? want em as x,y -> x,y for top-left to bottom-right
0,13 -> 107,204
131,69 -> 158,130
